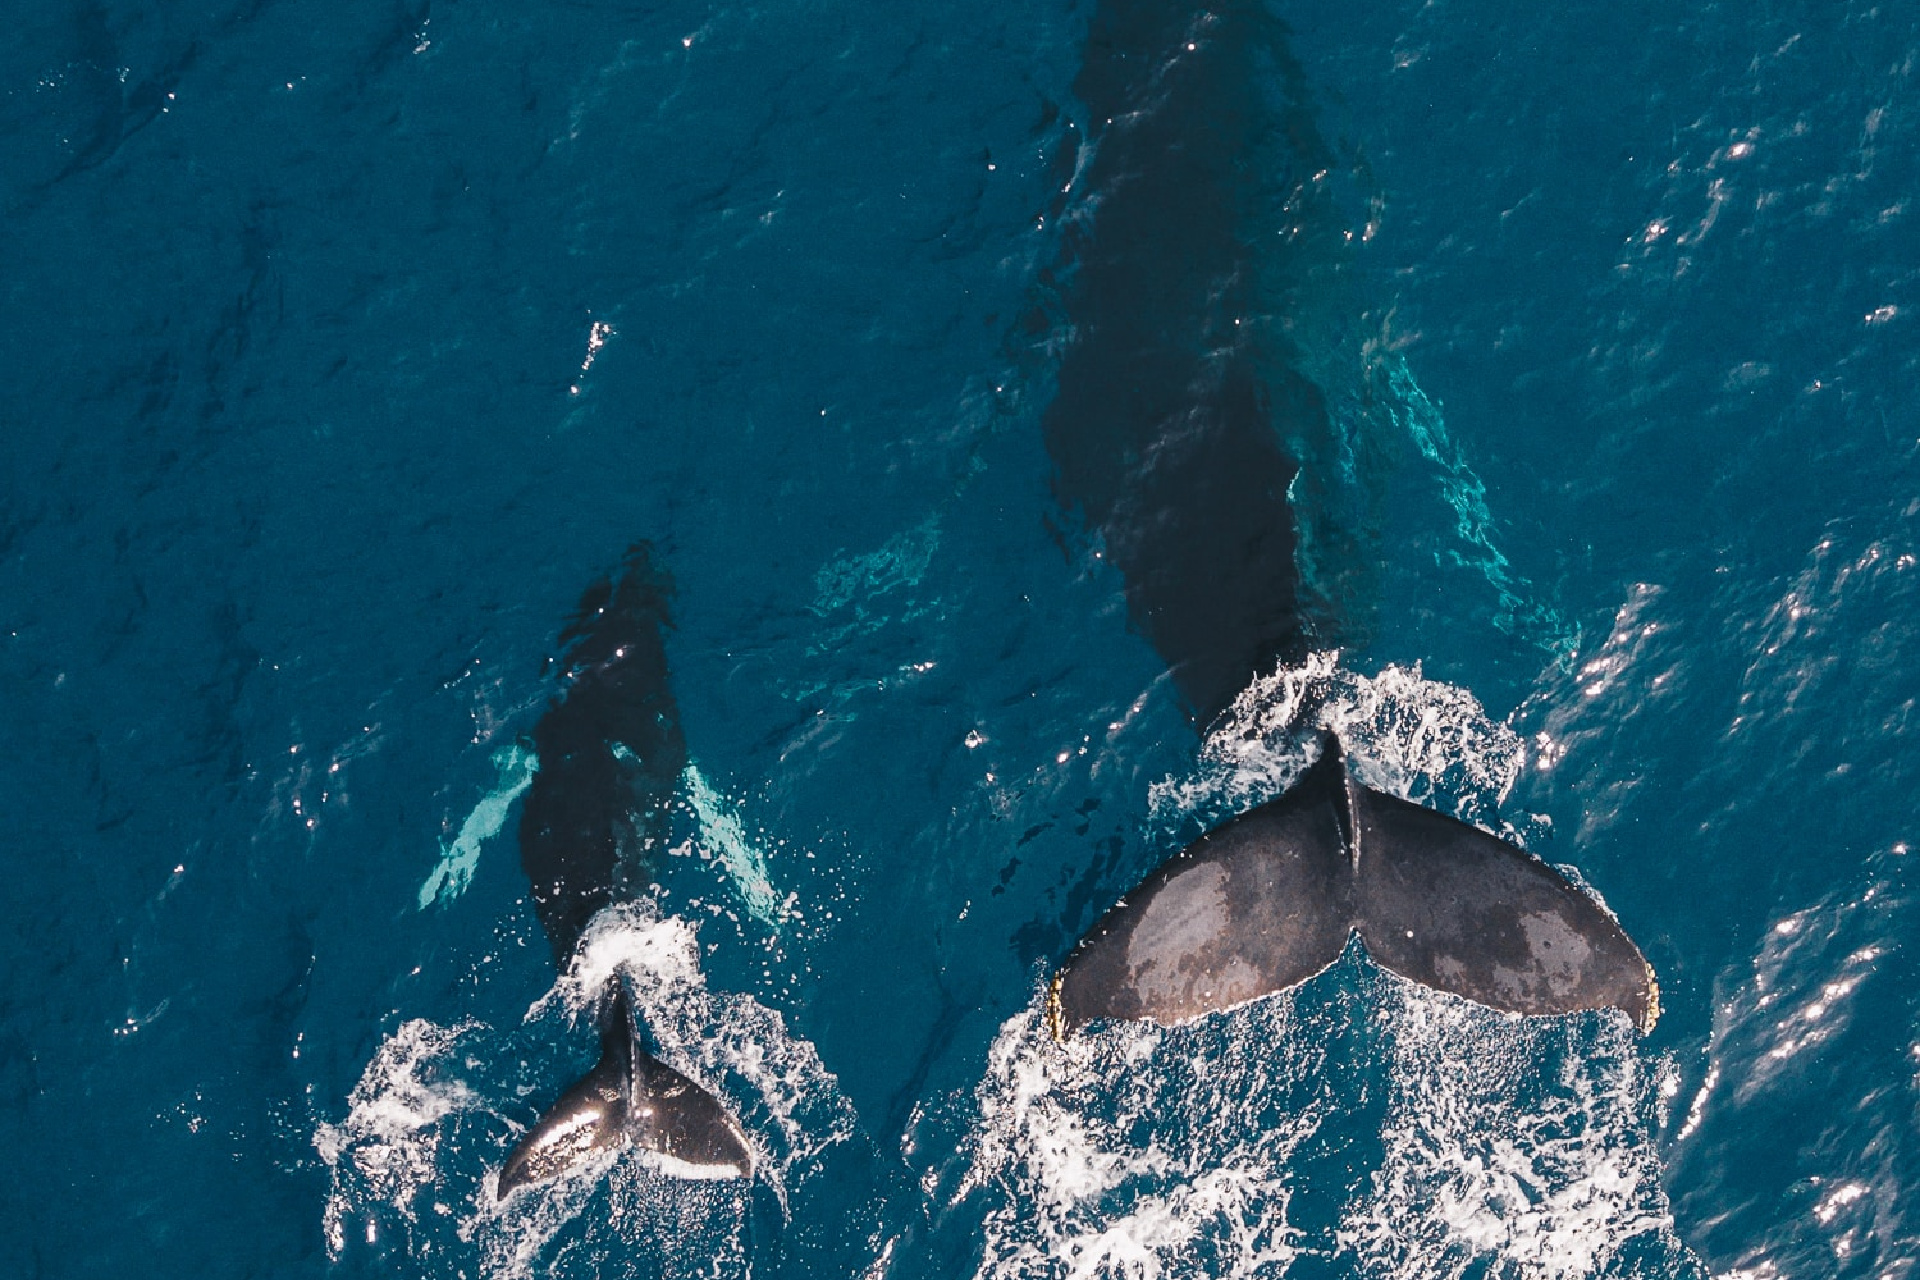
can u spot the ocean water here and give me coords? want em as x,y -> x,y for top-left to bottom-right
3,0 -> 1916,1276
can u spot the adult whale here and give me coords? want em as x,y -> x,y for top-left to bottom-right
1039,0 -> 1659,1034
497,543 -> 752,1195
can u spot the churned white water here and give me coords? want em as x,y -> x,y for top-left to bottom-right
956,1000 -> 1323,1280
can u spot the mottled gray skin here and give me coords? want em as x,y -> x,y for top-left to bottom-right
498,545 -> 751,1197
1053,735 -> 1658,1035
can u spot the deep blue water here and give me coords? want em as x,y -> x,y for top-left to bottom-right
3,0 -> 1917,1275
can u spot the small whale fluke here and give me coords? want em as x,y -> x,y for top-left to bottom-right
498,986 -> 752,1197
1050,733 -> 1658,1037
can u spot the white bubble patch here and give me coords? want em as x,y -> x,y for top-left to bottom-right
953,1000 -> 1326,1280
316,904 -> 855,1277
314,1017 -> 483,1258
950,988 -> 1696,1280
1345,985 -> 1698,1279
1151,651 -> 1530,836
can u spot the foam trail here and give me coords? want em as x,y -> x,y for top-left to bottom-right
1342,985 -> 1701,1279
419,744 -> 539,908
953,1000 -> 1324,1280
314,1018 -> 483,1259
316,904 -> 855,1277
1052,657 -> 1697,1278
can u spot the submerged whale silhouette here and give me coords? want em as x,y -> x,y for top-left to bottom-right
497,544 -> 751,1196
1041,0 -> 1658,1033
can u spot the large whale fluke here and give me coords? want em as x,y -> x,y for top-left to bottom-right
1049,734 -> 1658,1037
498,986 -> 752,1196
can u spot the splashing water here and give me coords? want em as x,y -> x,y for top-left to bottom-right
1150,651 -> 1532,839
1344,985 -> 1701,1280
953,999 -> 1326,1280
944,655 -> 1697,1279
536,904 -> 855,1183
951,985 -> 1694,1280
314,1018 -> 484,1259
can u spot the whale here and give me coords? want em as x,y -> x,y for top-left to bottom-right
1039,0 -> 1659,1033
497,543 -> 752,1196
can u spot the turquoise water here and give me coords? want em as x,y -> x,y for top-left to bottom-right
3,0 -> 1916,1276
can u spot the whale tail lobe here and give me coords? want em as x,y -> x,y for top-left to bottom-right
497,984 -> 752,1197
1049,733 -> 1658,1037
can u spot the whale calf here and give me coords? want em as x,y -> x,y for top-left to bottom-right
1040,0 -> 1658,1032
498,543 -> 751,1195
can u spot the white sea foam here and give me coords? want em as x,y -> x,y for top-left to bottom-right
1150,650 -> 1530,836
956,1000 -> 1322,1280
465,1137 -> 750,1280
316,904 -> 854,1277
1344,985 -> 1693,1279
953,986 -> 1692,1280
314,1017 -> 484,1259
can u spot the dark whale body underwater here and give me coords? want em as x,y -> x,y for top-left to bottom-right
1042,0 -> 1324,729
497,544 -> 751,1196
1041,0 -> 1659,1033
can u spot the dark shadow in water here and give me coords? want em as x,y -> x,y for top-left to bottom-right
1040,0 -> 1379,727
